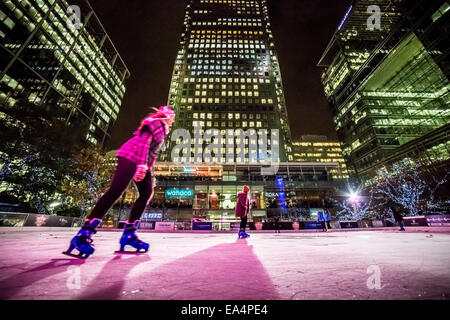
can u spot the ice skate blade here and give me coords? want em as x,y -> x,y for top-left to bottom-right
62,251 -> 88,259
114,250 -> 148,255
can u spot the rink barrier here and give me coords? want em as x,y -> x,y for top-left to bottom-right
2,212 -> 449,229
0,212 -> 82,227
403,216 -> 429,227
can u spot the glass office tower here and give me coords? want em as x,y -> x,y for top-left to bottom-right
0,0 -> 130,146
161,0 -> 293,164
292,135 -> 349,180
318,0 -> 449,179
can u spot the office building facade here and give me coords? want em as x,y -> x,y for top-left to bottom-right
0,0 -> 130,146
318,0 -> 449,179
161,0 -> 293,164
292,135 -> 349,180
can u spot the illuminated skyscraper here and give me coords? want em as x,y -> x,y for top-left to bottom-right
0,0 -> 130,146
318,0 -> 449,178
292,135 -> 349,180
161,0 -> 293,164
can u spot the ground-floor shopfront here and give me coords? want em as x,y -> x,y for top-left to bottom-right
108,162 -> 347,229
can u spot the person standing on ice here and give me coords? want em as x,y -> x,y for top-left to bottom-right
317,209 -> 326,232
324,209 -> 331,230
391,206 -> 406,232
63,106 -> 175,258
236,186 -> 251,239
274,216 -> 281,234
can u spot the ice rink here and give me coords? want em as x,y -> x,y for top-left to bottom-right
1,228 -> 449,300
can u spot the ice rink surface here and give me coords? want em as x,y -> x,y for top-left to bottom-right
0,228 -> 449,300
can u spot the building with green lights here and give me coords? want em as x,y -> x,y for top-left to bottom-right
318,0 -> 449,179
161,0 -> 293,164
292,135 -> 349,180
0,0 -> 130,146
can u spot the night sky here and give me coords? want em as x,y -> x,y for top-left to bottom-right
90,0 -> 353,150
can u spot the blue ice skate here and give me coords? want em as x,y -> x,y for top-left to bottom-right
238,230 -> 250,239
63,218 -> 101,259
118,221 -> 149,253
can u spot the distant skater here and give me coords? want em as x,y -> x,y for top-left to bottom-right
318,210 -> 326,232
63,106 -> 175,258
392,206 -> 406,231
324,209 -> 331,230
236,186 -> 251,239
274,216 -> 281,234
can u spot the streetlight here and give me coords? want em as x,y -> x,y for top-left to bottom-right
49,202 -> 61,215
349,193 -> 360,204
348,192 -> 360,221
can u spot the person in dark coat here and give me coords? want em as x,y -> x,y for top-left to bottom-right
236,186 -> 251,238
324,209 -> 331,230
274,216 -> 281,234
392,206 -> 405,231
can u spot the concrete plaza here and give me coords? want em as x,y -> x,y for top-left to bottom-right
0,228 -> 449,300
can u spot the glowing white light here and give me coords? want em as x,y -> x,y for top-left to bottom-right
49,202 -> 61,208
349,193 -> 360,204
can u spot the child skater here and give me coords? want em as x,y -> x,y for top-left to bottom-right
63,106 -> 175,258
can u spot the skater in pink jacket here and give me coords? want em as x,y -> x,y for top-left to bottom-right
64,106 -> 175,258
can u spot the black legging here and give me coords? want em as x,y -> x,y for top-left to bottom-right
240,215 -> 247,230
88,157 -> 153,223
275,221 -> 280,233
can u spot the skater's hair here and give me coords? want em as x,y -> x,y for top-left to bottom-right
138,106 -> 175,132
147,106 -> 175,121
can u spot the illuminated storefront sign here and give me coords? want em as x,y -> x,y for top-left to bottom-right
142,212 -> 163,220
165,189 -> 194,198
